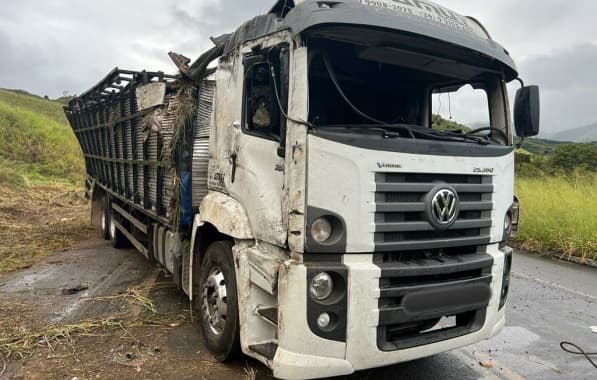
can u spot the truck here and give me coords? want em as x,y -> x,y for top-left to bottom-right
64,0 -> 540,378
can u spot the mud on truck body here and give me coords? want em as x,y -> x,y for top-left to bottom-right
64,0 -> 540,378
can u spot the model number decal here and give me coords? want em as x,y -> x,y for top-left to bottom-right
473,168 -> 495,174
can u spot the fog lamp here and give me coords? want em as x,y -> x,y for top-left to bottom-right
317,313 -> 331,329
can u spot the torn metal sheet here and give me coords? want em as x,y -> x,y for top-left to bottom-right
136,82 -> 166,111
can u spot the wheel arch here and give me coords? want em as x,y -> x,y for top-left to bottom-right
188,192 -> 254,301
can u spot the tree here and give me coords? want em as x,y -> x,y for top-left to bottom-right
549,143 -> 597,172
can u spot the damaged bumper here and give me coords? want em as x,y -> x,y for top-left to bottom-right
273,245 -> 507,379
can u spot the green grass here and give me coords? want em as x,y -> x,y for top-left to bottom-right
515,174 -> 597,261
0,89 -> 84,187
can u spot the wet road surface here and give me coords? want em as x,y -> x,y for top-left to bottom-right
0,239 -> 595,379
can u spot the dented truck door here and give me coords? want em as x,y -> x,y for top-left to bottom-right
224,46 -> 289,247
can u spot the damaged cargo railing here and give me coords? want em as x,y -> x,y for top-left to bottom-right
64,69 -> 204,231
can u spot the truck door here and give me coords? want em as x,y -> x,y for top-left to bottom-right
226,46 -> 289,247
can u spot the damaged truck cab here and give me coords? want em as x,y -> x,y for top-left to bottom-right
65,0 -> 540,378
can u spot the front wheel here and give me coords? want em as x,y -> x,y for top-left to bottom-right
194,240 -> 241,362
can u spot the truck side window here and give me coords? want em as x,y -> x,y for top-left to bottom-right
243,62 -> 281,140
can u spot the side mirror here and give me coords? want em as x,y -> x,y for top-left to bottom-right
514,85 -> 540,138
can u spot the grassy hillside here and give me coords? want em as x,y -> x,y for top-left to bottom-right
0,89 -> 90,273
431,114 -> 472,132
0,89 -> 84,187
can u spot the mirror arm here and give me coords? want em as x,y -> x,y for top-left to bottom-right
515,77 -> 525,88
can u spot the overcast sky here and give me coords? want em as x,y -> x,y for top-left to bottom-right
1,0 -> 595,135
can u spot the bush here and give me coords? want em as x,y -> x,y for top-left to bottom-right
549,143 -> 597,172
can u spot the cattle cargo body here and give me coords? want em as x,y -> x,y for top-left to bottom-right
64,0 -> 540,378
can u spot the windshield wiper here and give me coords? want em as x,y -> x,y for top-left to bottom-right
320,124 -> 492,145
319,125 -> 405,139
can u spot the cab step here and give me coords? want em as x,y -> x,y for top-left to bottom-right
256,306 -> 278,326
249,342 -> 279,361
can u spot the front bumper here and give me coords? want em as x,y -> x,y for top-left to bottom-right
273,244 -> 507,379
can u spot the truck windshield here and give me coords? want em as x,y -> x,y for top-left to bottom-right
307,40 -> 510,145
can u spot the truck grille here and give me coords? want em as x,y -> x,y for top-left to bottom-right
376,250 -> 493,351
374,173 -> 493,252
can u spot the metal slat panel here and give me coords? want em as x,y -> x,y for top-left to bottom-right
196,79 -> 215,138
192,139 -> 210,208
191,79 -> 215,207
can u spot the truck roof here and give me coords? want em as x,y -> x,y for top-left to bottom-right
221,0 -> 517,80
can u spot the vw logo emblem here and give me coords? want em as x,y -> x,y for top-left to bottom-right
425,185 -> 460,230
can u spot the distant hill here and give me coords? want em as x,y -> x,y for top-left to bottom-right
548,123 -> 597,143
1,88 -> 75,106
0,89 -> 83,187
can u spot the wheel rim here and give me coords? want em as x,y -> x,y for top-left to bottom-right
101,210 -> 106,232
202,267 -> 228,336
109,216 -> 116,240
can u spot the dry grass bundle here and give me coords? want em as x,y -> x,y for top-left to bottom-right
90,283 -> 176,314
0,313 -> 188,360
0,185 -> 92,273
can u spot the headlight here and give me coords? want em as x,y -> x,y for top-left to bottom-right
311,217 -> 333,243
309,272 -> 334,301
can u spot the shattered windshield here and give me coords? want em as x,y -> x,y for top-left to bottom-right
307,40 -> 510,145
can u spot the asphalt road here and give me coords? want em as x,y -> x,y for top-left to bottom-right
1,239 -> 595,379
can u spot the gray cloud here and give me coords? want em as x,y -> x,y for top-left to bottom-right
521,44 -> 597,92
0,0 -> 595,133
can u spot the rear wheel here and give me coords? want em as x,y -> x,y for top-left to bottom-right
194,240 -> 241,362
100,197 -> 110,240
108,209 -> 128,249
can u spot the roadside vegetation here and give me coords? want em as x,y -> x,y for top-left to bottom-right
0,89 -> 90,273
514,143 -> 597,261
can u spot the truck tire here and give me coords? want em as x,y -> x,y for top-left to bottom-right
195,240 -> 241,362
100,197 -> 110,240
108,211 -> 128,249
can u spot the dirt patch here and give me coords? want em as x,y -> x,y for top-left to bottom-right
0,184 -> 92,273
0,243 -> 272,380
0,283 -> 268,380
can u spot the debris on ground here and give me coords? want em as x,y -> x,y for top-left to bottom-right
61,285 -> 89,295
479,360 -> 493,369
591,326 -> 597,333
